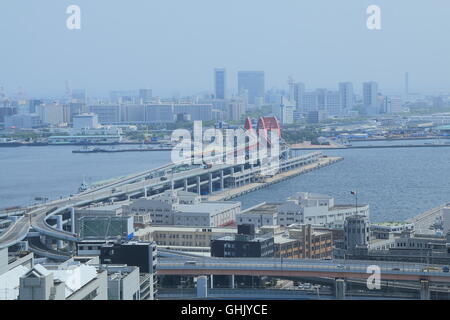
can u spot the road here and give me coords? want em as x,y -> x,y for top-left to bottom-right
158,256 -> 450,282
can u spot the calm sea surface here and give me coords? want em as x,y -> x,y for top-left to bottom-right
1,142 -> 450,222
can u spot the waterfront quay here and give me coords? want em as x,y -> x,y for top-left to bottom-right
407,204 -> 448,235
208,156 -> 343,201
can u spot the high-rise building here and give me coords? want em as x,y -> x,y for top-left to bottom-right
67,102 -> 87,123
173,104 -> 213,121
214,68 -> 226,100
433,96 -> 445,109
303,92 -> 318,112
237,71 -> 265,105
227,99 -> 245,121
139,89 -> 153,104
325,91 -> 341,115
89,105 -> 122,124
390,97 -> 403,113
303,89 -> 342,116
73,113 -> 100,130
363,82 -> 380,115
274,97 -> 295,124
28,99 -> 43,113
291,82 -> 305,109
72,89 -> 87,103
4,114 -> 41,129
339,82 -> 354,112
36,104 -> 65,126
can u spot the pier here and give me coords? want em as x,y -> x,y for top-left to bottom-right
291,142 -> 450,151
208,156 -> 343,201
407,204 -> 448,235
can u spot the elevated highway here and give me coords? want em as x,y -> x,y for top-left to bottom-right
0,147 -> 324,250
157,256 -> 450,283
0,216 -> 30,249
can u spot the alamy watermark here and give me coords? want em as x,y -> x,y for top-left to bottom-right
367,265 -> 381,290
65,4 -> 382,31
66,5 -> 81,30
367,5 -> 382,30
170,121 -> 281,175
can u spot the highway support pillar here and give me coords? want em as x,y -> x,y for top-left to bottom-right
230,275 -> 235,289
230,167 -> 235,188
420,280 -> 430,300
196,276 -> 208,298
210,274 -> 214,289
335,278 -> 346,300
220,170 -> 224,190
208,173 -> 213,194
70,207 -> 76,234
196,176 -> 201,195
144,187 -> 148,198
55,215 -> 64,249
184,179 -> 188,192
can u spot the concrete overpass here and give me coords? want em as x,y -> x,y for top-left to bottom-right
157,256 -> 450,283
157,255 -> 450,299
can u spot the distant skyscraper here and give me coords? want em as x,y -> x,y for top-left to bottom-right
139,89 -> 153,104
214,68 -> 226,100
290,81 -> 305,109
72,89 -> 87,103
29,99 -> 43,113
275,97 -> 295,124
227,98 -> 245,121
238,71 -> 265,105
303,92 -> 318,112
339,82 -> 354,112
363,82 -> 380,115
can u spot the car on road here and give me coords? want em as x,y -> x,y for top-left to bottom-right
443,266 -> 449,273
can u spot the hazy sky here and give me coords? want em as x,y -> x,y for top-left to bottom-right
1,0 -> 450,97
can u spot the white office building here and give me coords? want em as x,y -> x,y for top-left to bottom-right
122,190 -> 240,227
37,104 -> 65,126
73,113 -> 100,129
89,105 -> 122,124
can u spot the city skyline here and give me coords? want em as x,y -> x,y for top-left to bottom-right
2,1 -> 450,96
0,72 -> 445,101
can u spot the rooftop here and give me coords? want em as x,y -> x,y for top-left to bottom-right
329,204 -> 368,211
240,202 -> 282,216
174,201 -> 239,214
216,233 -> 273,243
135,225 -> 237,235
